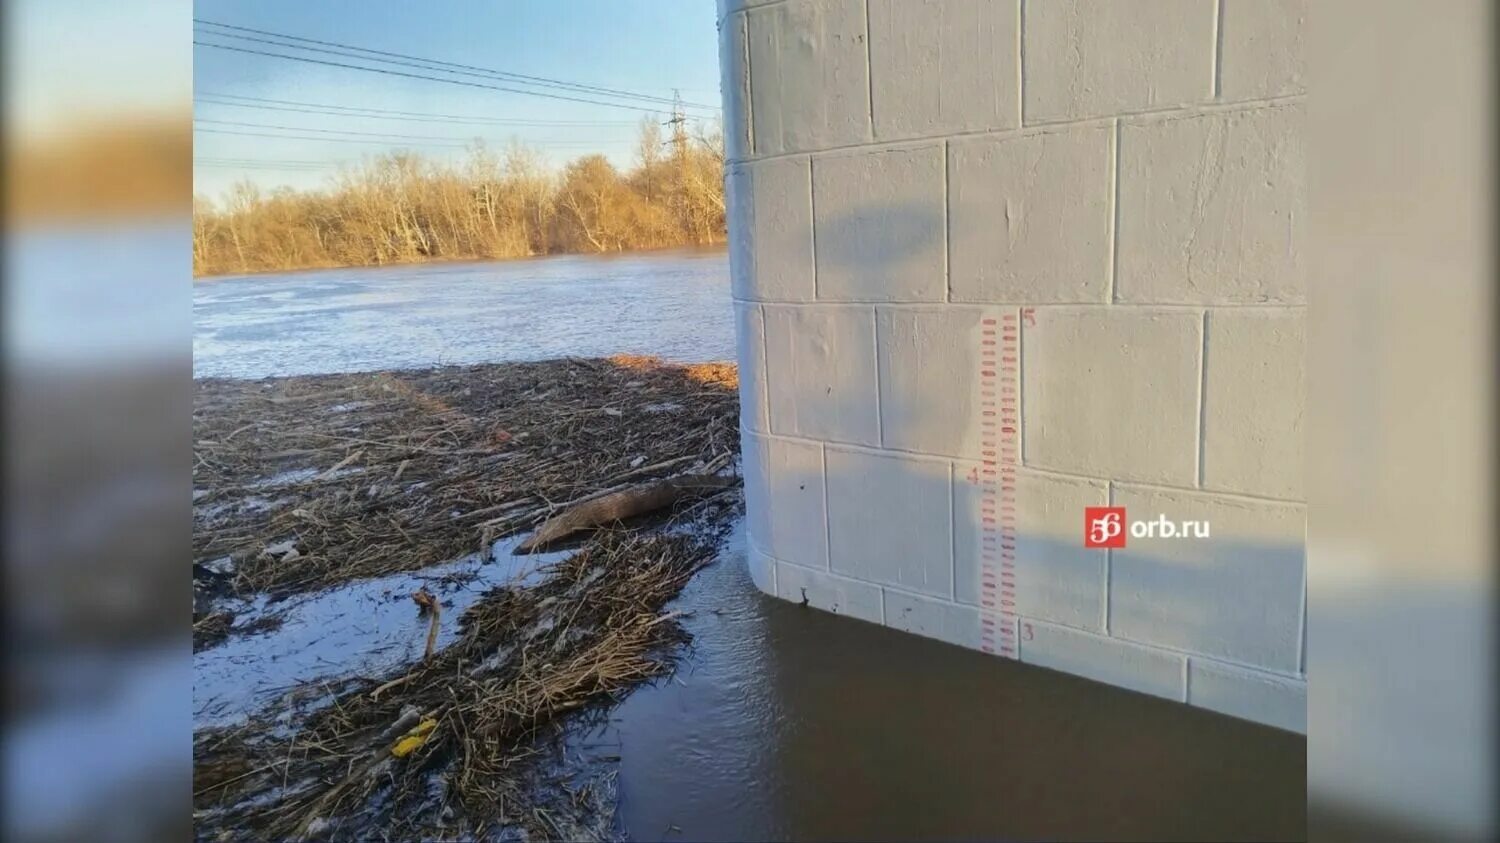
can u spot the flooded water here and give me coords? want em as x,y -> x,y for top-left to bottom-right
600,523 -> 1305,842
193,248 -> 734,379
193,538 -> 569,731
194,250 -> 1305,839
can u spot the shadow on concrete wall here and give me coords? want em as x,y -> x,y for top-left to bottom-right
757,194 -> 1306,658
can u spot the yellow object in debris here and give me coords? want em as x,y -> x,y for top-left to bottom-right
390,718 -> 438,758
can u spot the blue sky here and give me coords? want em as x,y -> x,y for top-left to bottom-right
192,1 -> 723,199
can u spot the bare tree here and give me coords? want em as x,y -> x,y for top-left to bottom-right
192,128 -> 726,277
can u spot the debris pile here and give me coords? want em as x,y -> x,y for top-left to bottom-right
193,355 -> 738,599
195,530 -> 727,840
192,355 -> 741,839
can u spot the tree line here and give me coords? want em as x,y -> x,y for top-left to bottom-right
193,118 -> 725,277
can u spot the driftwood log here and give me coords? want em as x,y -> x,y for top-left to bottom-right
514,474 -> 738,554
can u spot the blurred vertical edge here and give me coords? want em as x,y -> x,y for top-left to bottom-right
3,0 -> 193,840
1309,1 -> 1496,841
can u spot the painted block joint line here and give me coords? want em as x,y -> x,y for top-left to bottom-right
978,308 -> 1023,659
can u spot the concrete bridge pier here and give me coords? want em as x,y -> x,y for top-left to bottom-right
719,0 -> 1306,733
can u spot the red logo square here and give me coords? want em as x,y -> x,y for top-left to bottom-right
1084,507 -> 1127,548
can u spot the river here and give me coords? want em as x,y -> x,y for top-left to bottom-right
193,248 -> 1304,840
194,248 -> 734,379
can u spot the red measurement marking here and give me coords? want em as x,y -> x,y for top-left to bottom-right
978,307 -> 1021,659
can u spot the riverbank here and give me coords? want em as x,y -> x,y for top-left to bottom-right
192,356 -> 741,839
192,240 -> 728,282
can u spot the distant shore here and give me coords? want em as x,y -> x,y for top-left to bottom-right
194,138 -> 727,279
193,239 -> 728,281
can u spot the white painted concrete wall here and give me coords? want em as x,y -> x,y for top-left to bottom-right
720,0 -> 1306,733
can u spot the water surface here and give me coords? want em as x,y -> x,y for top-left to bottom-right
194,248 -> 733,379
604,523 -> 1306,842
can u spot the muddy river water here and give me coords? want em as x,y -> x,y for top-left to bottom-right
194,249 -> 1304,840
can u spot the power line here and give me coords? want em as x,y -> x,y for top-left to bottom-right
192,21 -> 695,106
197,128 -> 477,148
196,156 -> 344,165
196,119 -> 630,147
195,118 -> 619,145
195,163 -> 334,171
193,28 -> 707,112
195,158 -> 337,165
198,118 -> 474,142
194,93 -> 641,126
192,96 -> 631,128
195,156 -> 347,168
194,18 -> 720,111
195,40 -> 704,115
196,27 -> 699,110
194,126 -> 633,149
